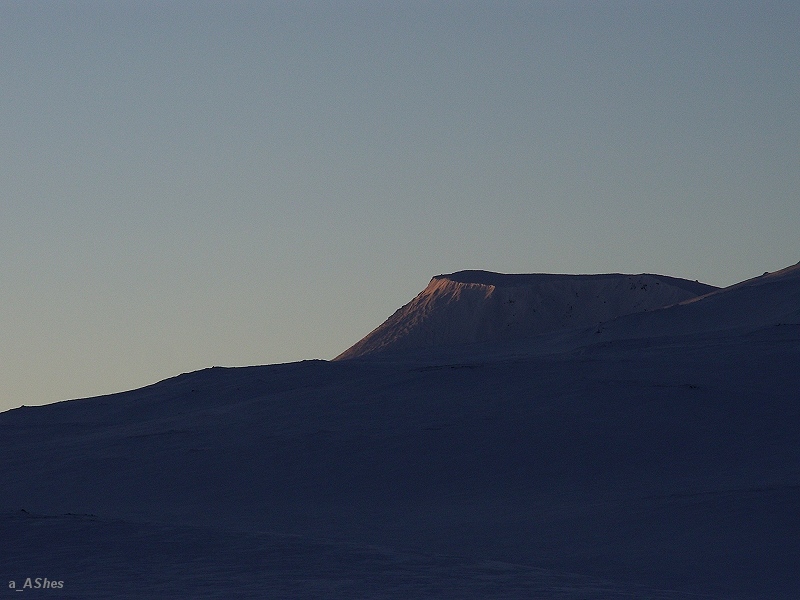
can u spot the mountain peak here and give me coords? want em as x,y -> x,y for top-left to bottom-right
336,270 -> 718,360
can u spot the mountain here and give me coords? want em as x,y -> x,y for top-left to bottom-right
591,260 -> 800,343
2,263 -> 799,598
336,270 -> 717,359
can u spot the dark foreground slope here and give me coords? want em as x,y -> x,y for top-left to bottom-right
1,264 -> 799,599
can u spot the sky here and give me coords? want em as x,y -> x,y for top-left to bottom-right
1,0 -> 798,410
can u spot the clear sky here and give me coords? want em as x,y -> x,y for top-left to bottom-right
2,1 -> 798,410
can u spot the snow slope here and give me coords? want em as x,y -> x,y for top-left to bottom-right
3,509 -> 711,600
336,271 -> 717,359
589,260 -> 800,343
1,263 -> 799,598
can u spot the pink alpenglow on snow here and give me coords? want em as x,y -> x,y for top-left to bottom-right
336,270 -> 718,359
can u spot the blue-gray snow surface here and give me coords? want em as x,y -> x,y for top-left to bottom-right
2,264 -> 799,598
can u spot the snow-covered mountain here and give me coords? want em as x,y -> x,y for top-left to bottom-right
336,271 -> 717,359
2,263 -> 799,598
591,260 -> 800,342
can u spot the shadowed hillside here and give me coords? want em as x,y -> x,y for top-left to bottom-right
2,263 -> 799,598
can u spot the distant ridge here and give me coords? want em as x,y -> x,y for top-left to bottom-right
593,260 -> 800,341
434,270 -> 714,295
335,270 -> 718,360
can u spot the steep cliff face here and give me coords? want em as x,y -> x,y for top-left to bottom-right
335,271 -> 718,359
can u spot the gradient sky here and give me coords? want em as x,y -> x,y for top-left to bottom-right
2,1 -> 798,410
